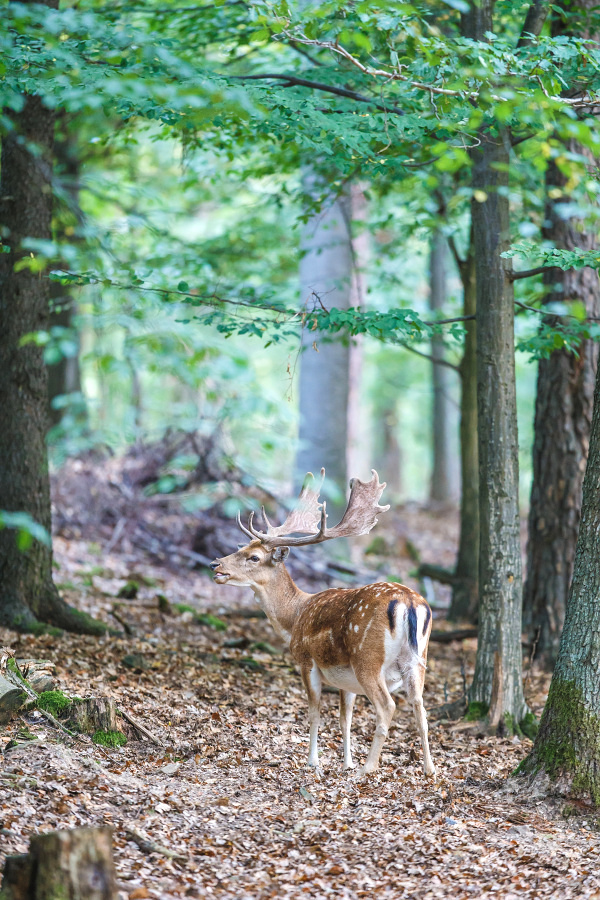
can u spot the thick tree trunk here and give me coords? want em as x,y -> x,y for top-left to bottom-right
0,6 -> 105,635
449,248 -> 479,621
296,177 -> 352,517
518,354 -> 600,802
463,0 -> 527,724
523,8 -> 600,669
429,230 -> 455,504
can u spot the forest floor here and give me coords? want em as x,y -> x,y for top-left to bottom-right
1,461 -> 600,899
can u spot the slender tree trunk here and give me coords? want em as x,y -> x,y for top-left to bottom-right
429,230 -> 454,504
449,246 -> 479,621
0,5 -> 104,634
517,352 -> 600,802
463,0 -> 527,723
346,183 -> 368,479
296,177 -> 352,517
48,126 -> 86,427
523,7 -> 600,669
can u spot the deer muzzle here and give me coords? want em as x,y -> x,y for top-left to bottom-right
211,559 -> 230,583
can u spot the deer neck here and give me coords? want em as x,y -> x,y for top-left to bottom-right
252,565 -> 312,647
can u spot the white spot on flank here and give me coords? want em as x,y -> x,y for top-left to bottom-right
354,625 -> 359,633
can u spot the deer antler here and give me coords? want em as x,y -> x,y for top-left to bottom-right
237,469 -> 325,542
238,469 -> 389,548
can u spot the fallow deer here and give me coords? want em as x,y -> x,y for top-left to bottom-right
211,469 -> 435,777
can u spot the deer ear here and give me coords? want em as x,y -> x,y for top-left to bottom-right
271,546 -> 290,563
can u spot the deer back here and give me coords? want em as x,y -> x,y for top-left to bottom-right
290,581 -> 432,674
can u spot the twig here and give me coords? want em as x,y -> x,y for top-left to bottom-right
37,707 -> 78,738
524,626 -> 541,694
400,343 -> 461,372
123,824 -> 188,863
110,606 -> 135,636
118,708 -> 164,746
106,516 -> 127,553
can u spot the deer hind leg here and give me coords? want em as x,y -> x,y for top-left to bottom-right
360,677 -> 396,775
339,690 -> 356,770
406,664 -> 435,778
301,662 -> 322,771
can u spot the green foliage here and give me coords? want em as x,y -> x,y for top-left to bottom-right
37,690 -> 72,717
520,712 -> 539,741
0,511 -> 50,551
2,0 -> 600,497
92,729 -> 127,748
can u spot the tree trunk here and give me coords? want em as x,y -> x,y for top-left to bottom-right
429,230 -> 455,504
517,352 -> 600,802
449,246 -> 479,621
463,0 -> 527,723
346,183 -> 368,479
0,3 -> 105,635
523,7 -> 600,669
296,176 -> 353,518
48,125 -> 85,428
1,827 -> 117,900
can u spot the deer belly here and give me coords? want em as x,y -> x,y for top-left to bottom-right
319,665 -> 363,694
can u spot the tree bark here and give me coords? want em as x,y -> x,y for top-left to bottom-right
1,827 -> 117,900
296,176 -> 353,518
464,0 -> 527,722
518,351 -> 600,802
449,247 -> 479,621
523,5 -> 600,670
0,0 -> 105,635
429,229 -> 456,504
48,124 -> 85,428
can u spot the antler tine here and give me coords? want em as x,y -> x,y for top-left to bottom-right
236,511 -> 255,540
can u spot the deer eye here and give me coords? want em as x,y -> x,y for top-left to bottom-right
249,555 -> 260,562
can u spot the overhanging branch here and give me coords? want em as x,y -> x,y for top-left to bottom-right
233,73 -> 405,116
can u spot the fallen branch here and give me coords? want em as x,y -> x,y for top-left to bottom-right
428,696 -> 468,721
118,708 -> 164,746
417,563 -> 460,586
123,825 -> 187,863
430,628 -> 478,644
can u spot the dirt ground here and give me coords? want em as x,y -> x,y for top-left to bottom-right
1,503 -> 600,900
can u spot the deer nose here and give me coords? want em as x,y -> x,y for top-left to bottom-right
210,560 -> 220,571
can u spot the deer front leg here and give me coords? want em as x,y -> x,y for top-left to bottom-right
360,678 -> 396,775
301,662 -> 322,772
339,690 -> 356,770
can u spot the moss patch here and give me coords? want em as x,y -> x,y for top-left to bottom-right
37,690 -> 72,717
517,678 -> 600,804
174,605 -> 227,631
92,730 -> 127,748
465,701 -> 489,722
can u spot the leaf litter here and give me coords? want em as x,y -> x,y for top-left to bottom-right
1,471 -> 599,899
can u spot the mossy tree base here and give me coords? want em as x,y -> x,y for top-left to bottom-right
516,680 -> 600,805
0,586 -> 109,637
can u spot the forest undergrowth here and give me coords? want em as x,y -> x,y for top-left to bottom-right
1,465 -> 599,899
